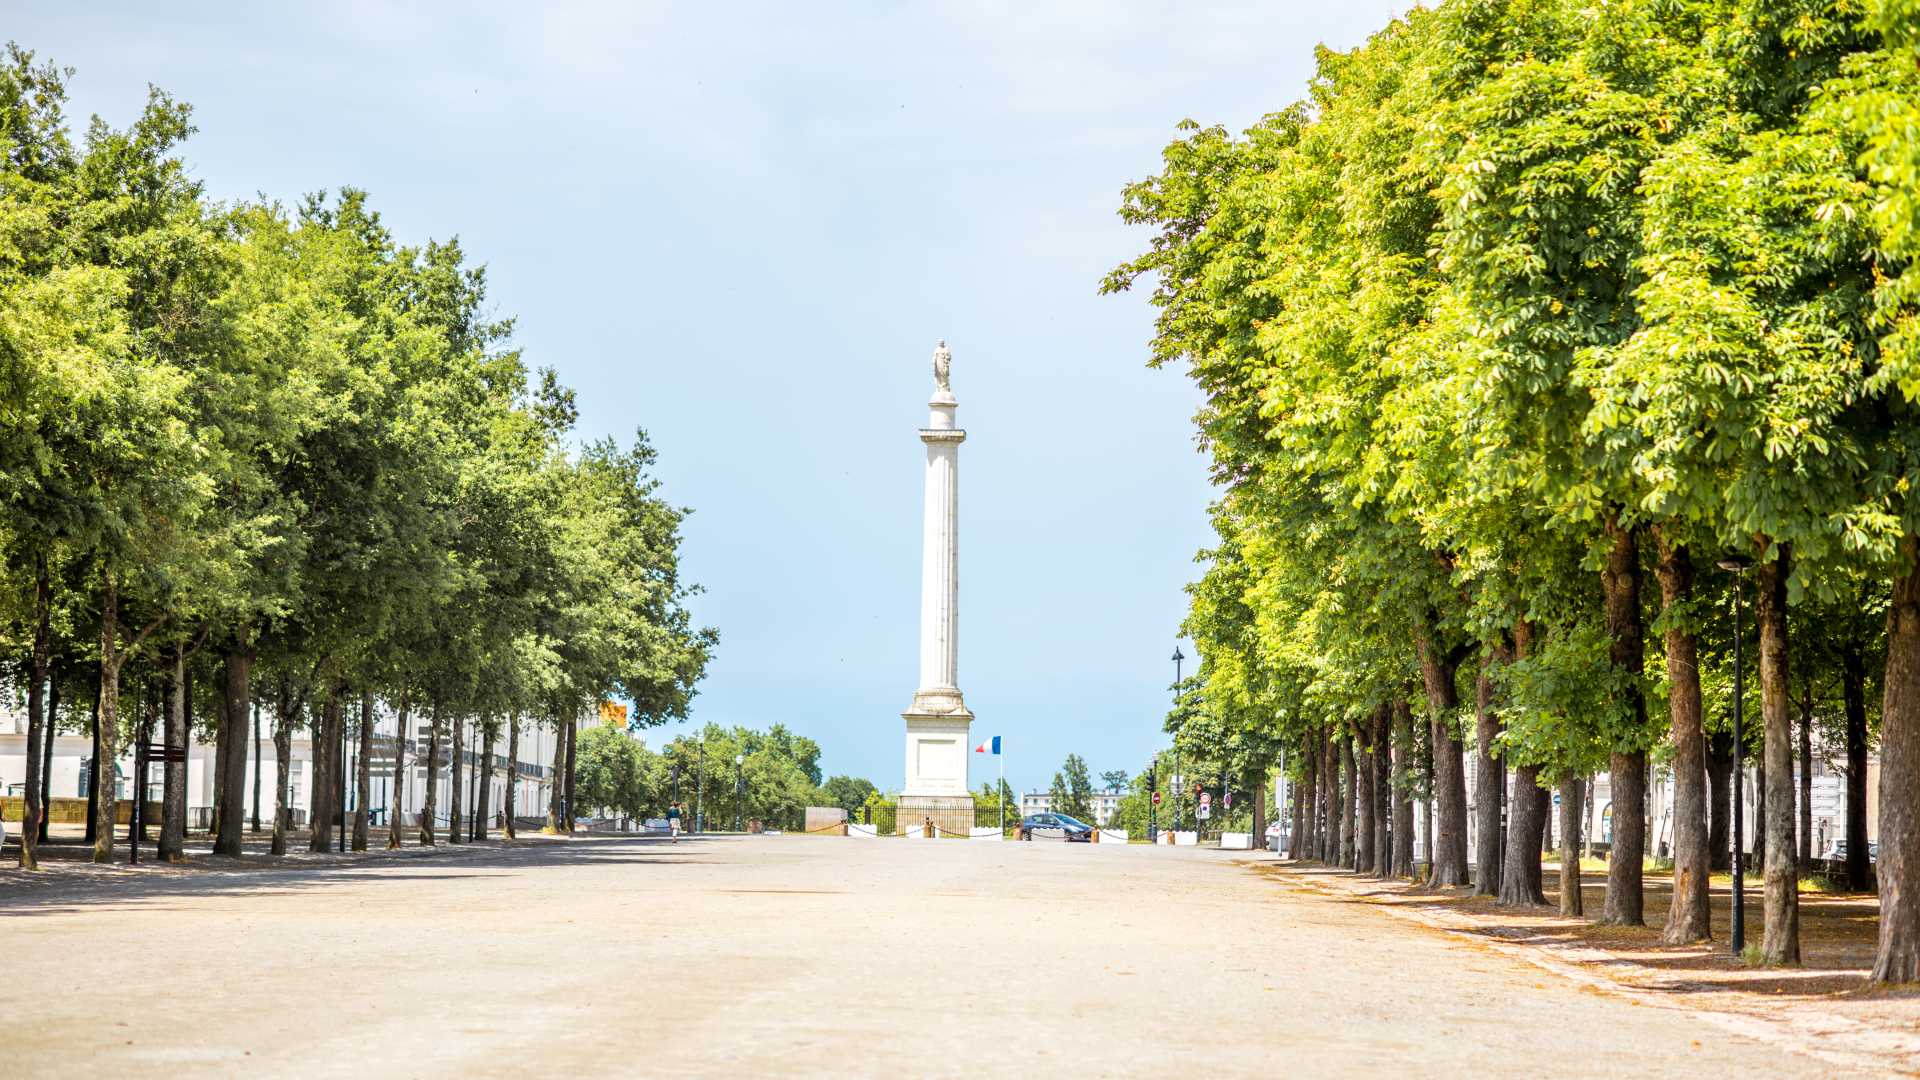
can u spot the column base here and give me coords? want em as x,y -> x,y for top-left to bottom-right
896,794 -> 975,838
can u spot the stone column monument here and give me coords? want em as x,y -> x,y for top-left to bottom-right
899,340 -> 974,837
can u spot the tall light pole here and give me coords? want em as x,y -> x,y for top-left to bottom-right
695,734 -> 706,834
1149,753 -> 1159,843
1172,647 -> 1185,834
734,752 -> 745,833
1718,554 -> 1753,956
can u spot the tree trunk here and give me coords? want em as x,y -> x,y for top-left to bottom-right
251,702 -> 262,833
1421,720 -> 1435,882
1338,732 -> 1356,869
1473,646 -> 1506,898
353,690 -> 372,851
36,666 -> 57,845
1499,764 -> 1548,906
1372,704 -> 1391,876
564,717 -> 578,832
84,674 -> 101,846
420,695 -> 441,846
1799,689 -> 1814,870
1392,698 -> 1414,878
1355,722 -> 1376,874
271,683 -> 294,855
1600,514 -> 1649,925
1708,728 -> 1734,872
1845,642 -> 1871,890
546,718 -> 566,833
1874,536 -> 1920,982
1559,776 -> 1584,916
388,689 -> 410,850
216,648 -> 250,856
448,714 -> 464,845
1757,546 -> 1801,964
504,714 -> 519,841
1416,623 -> 1469,887
211,669 -> 230,847
474,722 -> 494,841
92,572 -> 125,864
1251,777 -> 1266,857
20,555 -> 50,870
159,643 -> 188,862
309,693 -> 339,853
1655,532 -> 1710,942
1289,752 -> 1305,858
1318,726 -> 1336,861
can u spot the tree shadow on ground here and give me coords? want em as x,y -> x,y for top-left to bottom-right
0,835 -> 726,918
1258,857 -> 1912,1003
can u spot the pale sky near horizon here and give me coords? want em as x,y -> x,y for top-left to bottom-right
16,2 -> 1396,794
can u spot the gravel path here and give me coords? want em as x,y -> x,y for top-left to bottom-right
0,836 -> 1831,1077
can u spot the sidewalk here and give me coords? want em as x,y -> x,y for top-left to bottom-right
1248,857 -> 1920,1075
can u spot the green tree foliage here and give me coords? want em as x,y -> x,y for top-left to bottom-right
0,45 -> 715,865
1108,1 -> 1920,977
819,775 -> 877,819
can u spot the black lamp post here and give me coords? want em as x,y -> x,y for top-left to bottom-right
1172,646 -> 1185,833
1718,553 -> 1753,956
1149,753 -> 1159,843
734,752 -> 745,833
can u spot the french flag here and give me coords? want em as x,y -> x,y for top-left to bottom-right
974,736 -> 1000,754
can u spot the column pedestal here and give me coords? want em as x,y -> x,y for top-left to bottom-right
901,694 -> 973,836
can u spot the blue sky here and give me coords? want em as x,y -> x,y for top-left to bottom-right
19,2 -> 1394,794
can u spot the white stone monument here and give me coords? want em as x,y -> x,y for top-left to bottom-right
898,340 -> 974,837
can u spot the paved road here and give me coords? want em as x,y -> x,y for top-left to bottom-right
0,836 -> 1826,1077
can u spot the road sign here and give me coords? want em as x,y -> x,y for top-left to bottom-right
1152,790 -> 1162,806
1223,791 -> 1233,810
1198,801 -> 1212,821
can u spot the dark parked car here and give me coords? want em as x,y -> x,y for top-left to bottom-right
1019,813 -> 1093,842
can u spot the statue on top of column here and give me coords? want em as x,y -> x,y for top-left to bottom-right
932,340 -> 951,393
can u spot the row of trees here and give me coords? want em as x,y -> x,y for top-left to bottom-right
1108,0 -> 1920,981
574,721 -> 851,832
0,45 -> 715,866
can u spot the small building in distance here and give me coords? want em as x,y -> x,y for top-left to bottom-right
1020,788 -> 1123,826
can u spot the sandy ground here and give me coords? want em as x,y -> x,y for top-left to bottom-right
0,835 -> 1846,1078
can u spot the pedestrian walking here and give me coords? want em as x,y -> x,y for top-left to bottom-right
668,801 -> 683,842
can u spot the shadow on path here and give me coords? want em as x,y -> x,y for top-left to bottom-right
0,834 -> 728,918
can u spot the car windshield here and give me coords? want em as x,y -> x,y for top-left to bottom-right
1054,815 -> 1088,830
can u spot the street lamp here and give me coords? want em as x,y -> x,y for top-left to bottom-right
734,752 -> 745,833
1718,553 -> 1753,956
695,733 -> 706,834
1149,753 -> 1159,843
1172,647 -> 1185,834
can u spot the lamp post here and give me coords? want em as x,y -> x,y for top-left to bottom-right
1718,554 -> 1753,956
1149,753 -> 1159,843
695,733 -> 706,834
734,752 -> 745,833
1172,647 -> 1185,833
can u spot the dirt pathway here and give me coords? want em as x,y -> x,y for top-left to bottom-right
0,836 -> 1839,1077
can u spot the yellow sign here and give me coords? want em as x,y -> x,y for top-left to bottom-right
599,701 -> 629,727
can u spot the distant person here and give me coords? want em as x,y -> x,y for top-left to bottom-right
667,801 -> 683,842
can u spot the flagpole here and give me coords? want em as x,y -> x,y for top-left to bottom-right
999,742 -> 1005,836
